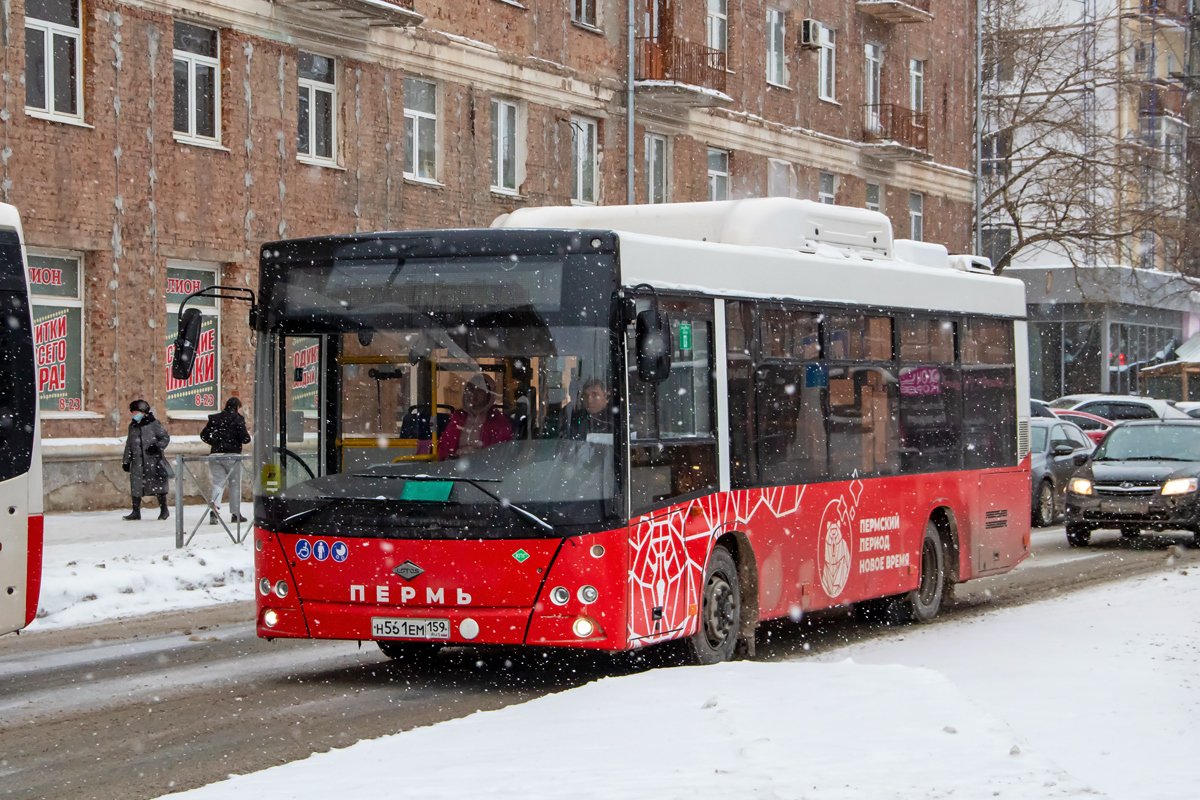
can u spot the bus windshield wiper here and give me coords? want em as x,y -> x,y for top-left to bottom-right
280,495 -> 389,530
355,473 -> 555,533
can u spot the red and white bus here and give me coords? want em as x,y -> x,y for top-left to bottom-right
0,204 -> 44,636
247,198 -> 1030,663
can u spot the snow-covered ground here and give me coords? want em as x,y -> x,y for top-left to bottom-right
161,566 -> 1199,800
29,509 -> 253,630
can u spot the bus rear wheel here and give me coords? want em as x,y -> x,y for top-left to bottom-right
377,641 -> 443,665
905,520 -> 947,623
685,545 -> 741,665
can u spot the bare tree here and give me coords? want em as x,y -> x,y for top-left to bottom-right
979,0 -> 1190,275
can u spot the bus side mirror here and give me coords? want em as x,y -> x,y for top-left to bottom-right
171,308 -> 203,381
636,308 -> 672,383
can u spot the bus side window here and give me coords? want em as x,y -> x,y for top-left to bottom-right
628,298 -> 718,514
898,317 -> 962,473
754,307 -> 827,487
726,301 -> 756,489
825,314 -> 899,478
962,318 -> 1017,469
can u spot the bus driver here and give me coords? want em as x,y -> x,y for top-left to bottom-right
437,373 -> 513,460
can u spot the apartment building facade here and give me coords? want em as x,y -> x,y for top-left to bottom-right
6,0 -> 977,509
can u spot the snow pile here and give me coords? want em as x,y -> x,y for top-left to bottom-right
163,659 -> 1089,799
29,510 -> 253,630
837,565 -> 1200,800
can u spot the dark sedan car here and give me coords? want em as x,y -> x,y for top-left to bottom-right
1030,417 -> 1093,527
1064,420 -> 1200,547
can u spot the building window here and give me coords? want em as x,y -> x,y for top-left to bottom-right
707,0 -> 727,53
866,182 -> 881,212
708,148 -> 729,201
818,172 -> 836,204
766,8 -> 787,86
297,53 -> 336,164
404,78 -> 438,182
981,130 -> 1012,176
28,251 -> 84,414
982,226 -> 1011,267
768,159 -> 794,198
647,133 -> 668,204
818,26 -> 836,101
571,116 -> 598,204
492,99 -> 520,194
166,264 -> 220,415
910,59 -> 924,111
909,192 -> 924,240
1139,230 -> 1156,270
173,22 -> 220,143
572,0 -> 597,28
25,0 -> 82,122
865,43 -> 883,132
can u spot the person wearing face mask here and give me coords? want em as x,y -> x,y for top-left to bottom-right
437,373 -> 513,460
121,399 -> 173,520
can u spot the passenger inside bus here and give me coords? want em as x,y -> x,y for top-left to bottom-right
564,379 -> 614,440
437,372 -> 514,460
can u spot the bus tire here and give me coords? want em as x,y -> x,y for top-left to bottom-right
685,545 -> 741,665
377,641 -> 443,665
904,519 -> 946,624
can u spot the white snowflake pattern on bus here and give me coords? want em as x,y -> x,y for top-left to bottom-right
628,484 -> 822,646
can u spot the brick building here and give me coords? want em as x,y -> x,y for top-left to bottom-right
6,0 -> 977,509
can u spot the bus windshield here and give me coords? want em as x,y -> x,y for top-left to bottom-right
254,236 -> 620,537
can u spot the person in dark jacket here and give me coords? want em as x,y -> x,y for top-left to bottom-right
200,397 -> 252,524
122,399 -> 172,520
564,379 -> 615,440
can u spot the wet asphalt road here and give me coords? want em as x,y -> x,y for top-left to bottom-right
0,525 -> 1195,800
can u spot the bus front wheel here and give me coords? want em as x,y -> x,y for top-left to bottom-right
685,545 -> 741,665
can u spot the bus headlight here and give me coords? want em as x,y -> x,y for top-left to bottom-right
263,609 -> 279,628
1069,478 -> 1093,496
550,586 -> 570,605
1162,478 -> 1199,496
577,585 -> 598,604
259,578 -> 272,596
572,617 -> 595,638
274,580 -> 289,598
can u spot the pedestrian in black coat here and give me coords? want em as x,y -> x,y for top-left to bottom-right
121,400 -> 172,520
201,397 -> 252,523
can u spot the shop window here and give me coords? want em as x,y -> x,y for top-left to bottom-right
27,252 -> 83,413
165,264 -> 220,416
25,0 -> 82,122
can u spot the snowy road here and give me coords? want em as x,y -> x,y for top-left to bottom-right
0,526 -> 1194,800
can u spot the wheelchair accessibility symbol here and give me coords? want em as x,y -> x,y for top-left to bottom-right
295,540 -> 311,560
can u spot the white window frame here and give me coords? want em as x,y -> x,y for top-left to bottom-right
646,133 -> 669,204
491,98 -> 522,195
767,158 -> 795,198
572,0 -> 598,29
909,59 -> 925,112
297,53 -> 338,166
173,27 -> 221,146
909,192 -> 924,241
28,249 -> 92,418
166,261 -> 221,420
708,147 -> 729,201
24,1 -> 84,124
865,43 -> 883,132
404,78 -> 439,183
866,182 -> 882,212
818,172 -> 836,205
818,27 -> 836,102
571,115 -> 599,205
766,8 -> 788,87
707,0 -> 728,53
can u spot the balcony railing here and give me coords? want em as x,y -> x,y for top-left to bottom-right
635,36 -> 728,97
857,0 -> 932,24
273,0 -> 423,27
862,104 -> 929,155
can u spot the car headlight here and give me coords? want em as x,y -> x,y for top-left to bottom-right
1161,478 -> 1199,496
1069,478 -> 1093,495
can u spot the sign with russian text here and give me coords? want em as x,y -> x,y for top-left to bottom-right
34,305 -> 83,412
27,255 -> 80,299
166,267 -> 216,307
900,366 -> 942,396
291,337 -> 320,413
166,312 -> 219,411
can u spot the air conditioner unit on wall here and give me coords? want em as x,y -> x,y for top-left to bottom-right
801,19 -> 824,49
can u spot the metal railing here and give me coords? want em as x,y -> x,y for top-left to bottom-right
862,103 -> 929,151
174,453 -> 253,548
635,36 -> 727,94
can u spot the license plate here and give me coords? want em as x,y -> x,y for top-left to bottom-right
1101,499 -> 1149,515
371,617 -> 451,640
